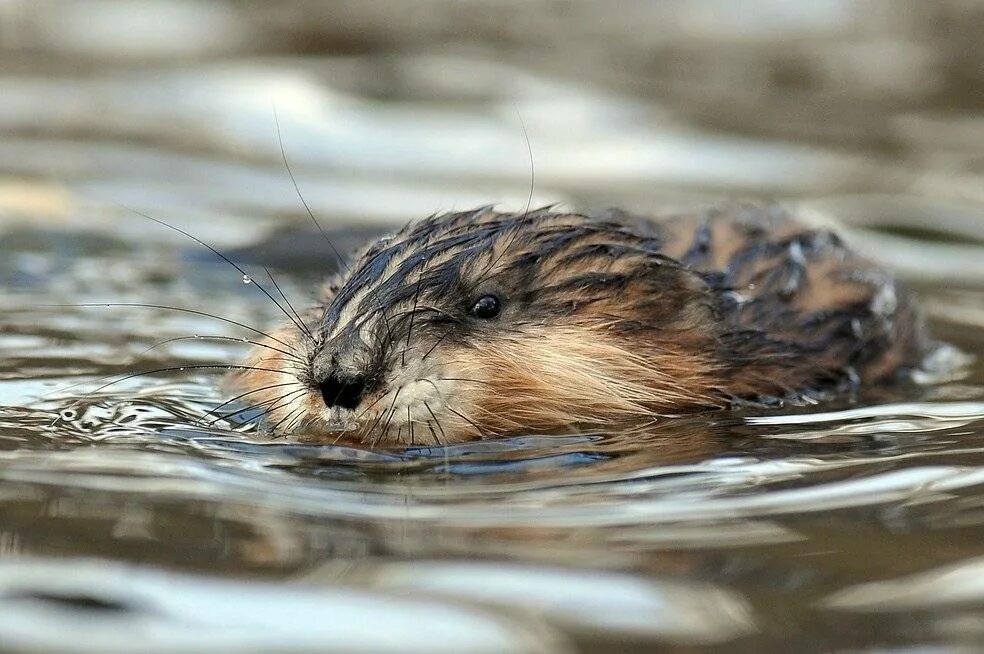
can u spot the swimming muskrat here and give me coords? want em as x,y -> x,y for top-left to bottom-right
231,204 -> 928,445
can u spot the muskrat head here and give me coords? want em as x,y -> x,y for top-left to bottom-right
232,207 -> 726,446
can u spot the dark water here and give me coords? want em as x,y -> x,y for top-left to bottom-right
2,2 -> 984,652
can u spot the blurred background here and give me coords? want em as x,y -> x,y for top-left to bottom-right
2,2 -> 984,653
2,0 -> 984,255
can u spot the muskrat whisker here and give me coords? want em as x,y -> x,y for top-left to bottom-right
468,106 -> 537,292
255,387 -> 308,419
283,409 -> 308,434
139,334 -> 305,364
467,214 -> 539,295
353,389 -> 391,422
284,408 -> 307,434
264,267 -> 313,341
357,391 -> 395,444
421,330 -> 452,362
422,401 -> 447,446
407,405 -> 415,446
52,364 -> 295,427
372,388 -> 403,448
272,104 -> 348,274
121,206 -> 314,340
268,405 -> 307,437
416,378 -> 444,399
248,356 -> 308,380
379,308 -> 397,358
48,303 -> 296,350
436,377 -> 492,385
251,390 -> 308,433
423,419 -> 440,446
402,261 -> 427,367
444,405 -> 489,439
85,364 -> 293,394
412,378 -> 467,439
517,107 -> 535,220
205,381 -> 300,424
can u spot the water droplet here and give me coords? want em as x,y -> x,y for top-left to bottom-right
242,274 -> 252,285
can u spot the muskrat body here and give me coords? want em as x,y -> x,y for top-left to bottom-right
232,204 -> 928,445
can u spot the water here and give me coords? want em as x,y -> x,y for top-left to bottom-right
1,1 -> 984,652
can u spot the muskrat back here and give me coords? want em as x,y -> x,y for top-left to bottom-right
231,204 -> 929,445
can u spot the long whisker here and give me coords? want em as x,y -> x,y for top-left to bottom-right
52,364 -> 295,425
272,104 -> 348,273
445,405 -> 489,439
424,419 -> 440,446
403,262 -> 427,367
378,305 -> 399,362
264,267 -> 312,340
228,388 -> 302,427
120,206 -> 312,338
464,118 -> 535,295
516,104 -> 535,221
86,364 -> 293,396
269,406 -> 307,438
421,330 -> 452,362
353,390 -> 391,422
356,394 -> 388,435
283,407 -> 308,434
372,388 -> 402,448
39,344 -> 294,404
42,303 -> 295,349
422,400 -> 446,446
206,381 -> 300,423
139,334 -> 304,363
255,388 -> 308,423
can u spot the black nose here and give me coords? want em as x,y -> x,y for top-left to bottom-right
319,374 -> 367,410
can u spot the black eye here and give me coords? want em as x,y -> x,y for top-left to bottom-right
469,294 -> 501,319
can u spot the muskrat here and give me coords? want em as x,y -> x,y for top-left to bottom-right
231,204 -> 928,446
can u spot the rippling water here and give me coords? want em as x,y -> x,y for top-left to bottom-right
2,2 -> 984,652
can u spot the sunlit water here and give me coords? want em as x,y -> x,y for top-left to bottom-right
2,2 -> 984,652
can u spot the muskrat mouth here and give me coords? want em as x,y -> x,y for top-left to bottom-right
315,378 -> 450,444
322,409 -> 359,433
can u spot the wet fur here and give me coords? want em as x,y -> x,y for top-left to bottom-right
231,204 -> 928,445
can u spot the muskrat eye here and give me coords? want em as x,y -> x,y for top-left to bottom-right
469,294 -> 501,319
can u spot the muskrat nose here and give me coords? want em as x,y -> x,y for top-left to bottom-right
319,374 -> 367,410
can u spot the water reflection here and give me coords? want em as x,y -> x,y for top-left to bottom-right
0,558 -> 566,654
